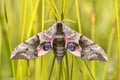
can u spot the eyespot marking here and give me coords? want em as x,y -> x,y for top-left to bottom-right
43,42 -> 51,51
67,42 -> 75,51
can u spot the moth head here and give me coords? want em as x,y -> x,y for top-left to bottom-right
54,22 -> 65,34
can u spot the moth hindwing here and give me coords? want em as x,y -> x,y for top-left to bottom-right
10,21 -> 108,62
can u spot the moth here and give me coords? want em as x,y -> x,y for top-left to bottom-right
10,21 -> 108,62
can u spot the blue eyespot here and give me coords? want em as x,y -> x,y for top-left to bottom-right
67,42 -> 75,51
44,42 -> 51,51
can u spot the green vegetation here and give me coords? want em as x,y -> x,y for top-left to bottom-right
0,0 -> 119,80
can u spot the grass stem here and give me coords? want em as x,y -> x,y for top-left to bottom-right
115,0 -> 120,79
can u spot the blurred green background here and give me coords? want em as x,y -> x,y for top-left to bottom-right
0,0 -> 120,80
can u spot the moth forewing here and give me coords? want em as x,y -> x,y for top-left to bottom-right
63,24 -> 108,61
63,25 -> 76,38
79,35 -> 108,61
10,32 -> 51,60
43,25 -> 55,38
10,34 -> 41,59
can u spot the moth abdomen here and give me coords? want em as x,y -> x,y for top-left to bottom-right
52,33 -> 66,62
54,50 -> 66,62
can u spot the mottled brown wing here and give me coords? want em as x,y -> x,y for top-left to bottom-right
64,25 -> 108,61
10,26 -> 55,60
79,35 -> 108,61
63,25 -> 82,57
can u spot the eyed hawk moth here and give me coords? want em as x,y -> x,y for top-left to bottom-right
10,21 -> 108,62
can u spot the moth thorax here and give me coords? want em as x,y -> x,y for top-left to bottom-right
55,35 -> 64,39
56,22 -> 64,34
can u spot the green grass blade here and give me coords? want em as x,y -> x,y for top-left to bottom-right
62,0 -> 67,14
2,1 -> 15,79
48,57 -> 55,80
75,0 -> 82,33
16,0 -> 28,79
102,23 -> 116,80
27,0 -> 40,38
3,0 -> 12,64
52,0 -> 61,20
27,61 -> 31,80
115,0 -> 120,79
58,62 -> 62,80
0,22 -> 2,78
75,0 -> 95,79
110,65 -> 119,80
66,0 -> 75,17
62,62 -> 65,80
62,61 -> 65,80
41,0 -> 45,33
65,53 -> 69,80
35,58 -> 41,80
41,0 -> 45,80
90,1 -> 96,78
83,60 -> 95,80
45,0 -> 59,19
71,56 -> 73,80
75,58 -> 86,80
21,0 -> 27,42
0,1 -> 3,77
